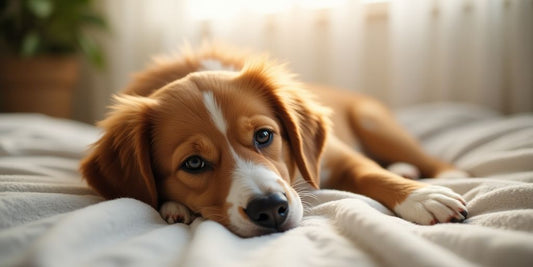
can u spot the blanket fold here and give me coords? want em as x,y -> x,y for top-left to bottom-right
1,105 -> 532,267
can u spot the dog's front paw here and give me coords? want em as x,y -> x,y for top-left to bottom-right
394,186 -> 467,225
159,201 -> 196,224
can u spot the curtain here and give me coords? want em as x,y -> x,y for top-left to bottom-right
75,0 -> 533,123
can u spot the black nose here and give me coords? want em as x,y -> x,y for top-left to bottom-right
245,192 -> 289,229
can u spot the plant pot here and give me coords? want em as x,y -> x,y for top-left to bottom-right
0,56 -> 80,118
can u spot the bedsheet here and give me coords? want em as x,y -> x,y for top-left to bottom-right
1,103 -> 532,267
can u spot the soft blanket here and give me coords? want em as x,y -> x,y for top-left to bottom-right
1,103 -> 532,267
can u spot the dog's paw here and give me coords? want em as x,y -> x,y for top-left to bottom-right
159,201 -> 196,224
394,185 -> 467,225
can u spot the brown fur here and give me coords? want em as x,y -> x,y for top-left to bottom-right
80,45 -> 463,233
80,95 -> 159,207
80,48 -> 328,232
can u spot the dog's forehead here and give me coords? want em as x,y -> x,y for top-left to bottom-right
152,73 -> 277,155
189,72 -> 276,123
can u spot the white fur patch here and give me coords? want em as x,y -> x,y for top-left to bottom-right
201,88 -> 302,236
394,185 -> 467,225
228,159 -> 284,207
160,201 -> 196,224
202,91 -> 227,135
199,59 -> 237,72
225,148 -> 303,236
387,162 -> 420,180
436,169 -> 470,179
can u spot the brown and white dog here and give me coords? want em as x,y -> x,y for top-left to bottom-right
80,46 -> 468,237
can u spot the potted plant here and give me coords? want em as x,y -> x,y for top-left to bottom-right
0,0 -> 106,118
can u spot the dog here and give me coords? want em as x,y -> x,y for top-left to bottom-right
80,46 -> 468,237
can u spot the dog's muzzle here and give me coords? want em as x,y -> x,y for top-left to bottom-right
244,192 -> 289,231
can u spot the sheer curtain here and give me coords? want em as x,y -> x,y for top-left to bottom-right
389,0 -> 533,113
76,0 -> 533,122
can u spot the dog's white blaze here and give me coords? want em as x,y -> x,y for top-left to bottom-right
202,91 -> 227,135
226,149 -> 303,236
227,146 -> 284,210
228,155 -> 284,206
225,148 -> 290,236
201,89 -> 302,236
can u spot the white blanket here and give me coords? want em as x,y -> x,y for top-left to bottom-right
1,103 -> 532,267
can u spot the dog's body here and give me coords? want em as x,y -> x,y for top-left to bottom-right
81,47 -> 468,237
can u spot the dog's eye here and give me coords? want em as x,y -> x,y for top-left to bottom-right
254,129 -> 274,148
181,156 -> 207,173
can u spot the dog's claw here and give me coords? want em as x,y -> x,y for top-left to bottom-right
460,210 -> 468,218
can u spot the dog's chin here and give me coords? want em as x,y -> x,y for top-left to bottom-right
228,201 -> 304,238
229,217 -> 302,238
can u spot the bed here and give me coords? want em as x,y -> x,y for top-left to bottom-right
1,102 -> 532,267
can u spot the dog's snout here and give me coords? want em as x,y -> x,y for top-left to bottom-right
245,192 -> 289,230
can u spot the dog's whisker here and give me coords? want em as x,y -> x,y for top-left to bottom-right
292,184 -> 308,193
300,200 -> 313,208
293,185 -> 318,199
299,191 -> 313,197
291,179 -> 321,211
291,179 -> 310,187
298,194 -> 318,203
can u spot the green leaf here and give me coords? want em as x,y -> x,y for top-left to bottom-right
81,13 -> 108,30
78,35 -> 105,69
27,0 -> 54,18
21,32 -> 40,56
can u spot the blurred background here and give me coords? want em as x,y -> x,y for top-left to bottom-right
1,0 -> 532,124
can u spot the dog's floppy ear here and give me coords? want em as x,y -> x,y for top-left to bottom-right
274,88 -> 330,189
80,95 -> 159,208
240,60 -> 331,188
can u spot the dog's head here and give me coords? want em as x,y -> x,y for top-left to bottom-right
80,54 -> 330,237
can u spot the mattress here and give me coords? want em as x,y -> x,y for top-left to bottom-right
1,103 -> 532,267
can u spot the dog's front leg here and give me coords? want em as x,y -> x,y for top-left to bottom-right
320,136 -> 468,224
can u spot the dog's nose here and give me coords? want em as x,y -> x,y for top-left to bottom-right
245,192 -> 289,230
